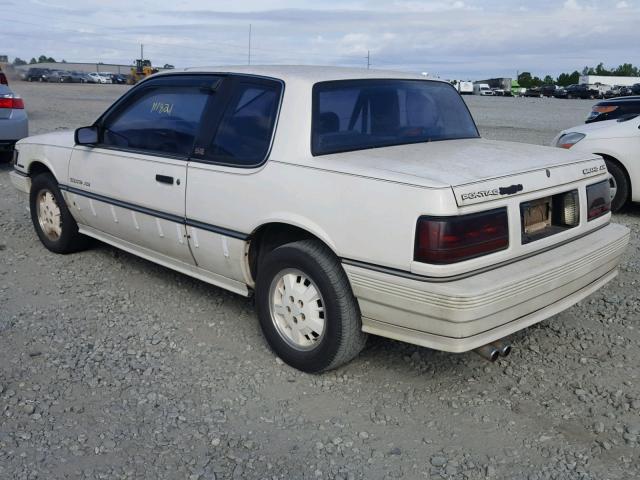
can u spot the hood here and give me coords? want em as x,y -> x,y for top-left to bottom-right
311,138 -> 600,188
17,130 -> 75,149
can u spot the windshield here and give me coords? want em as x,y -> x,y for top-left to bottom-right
312,79 -> 479,156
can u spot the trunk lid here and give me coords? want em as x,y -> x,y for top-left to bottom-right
311,138 -> 606,205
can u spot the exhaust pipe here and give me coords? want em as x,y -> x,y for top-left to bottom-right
491,339 -> 512,357
474,344 -> 500,362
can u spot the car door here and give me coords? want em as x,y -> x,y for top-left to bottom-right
68,75 -> 218,265
185,76 -> 284,283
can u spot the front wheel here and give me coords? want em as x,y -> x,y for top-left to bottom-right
29,173 -> 90,253
255,240 -> 367,373
605,160 -> 629,212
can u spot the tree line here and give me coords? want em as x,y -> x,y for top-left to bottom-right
517,62 -> 639,88
10,55 -> 174,69
12,55 -> 66,66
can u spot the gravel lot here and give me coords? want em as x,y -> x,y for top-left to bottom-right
1,82 -> 639,480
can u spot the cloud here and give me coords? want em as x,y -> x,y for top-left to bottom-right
1,0 -> 638,79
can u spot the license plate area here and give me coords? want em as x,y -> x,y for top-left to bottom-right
520,190 -> 579,244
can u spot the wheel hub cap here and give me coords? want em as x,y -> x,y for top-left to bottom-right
269,269 -> 326,350
36,190 -> 62,241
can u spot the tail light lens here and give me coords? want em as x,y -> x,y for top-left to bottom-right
0,94 -> 24,109
414,208 -> 509,264
586,180 -> 611,220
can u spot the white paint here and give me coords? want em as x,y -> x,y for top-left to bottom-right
222,237 -> 229,258
131,211 -> 140,230
155,218 -> 164,238
190,227 -> 199,248
110,205 -> 118,223
176,224 -> 184,244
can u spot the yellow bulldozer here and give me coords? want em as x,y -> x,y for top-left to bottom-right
128,59 -> 158,85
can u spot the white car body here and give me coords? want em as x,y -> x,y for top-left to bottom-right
554,116 -> 640,206
88,72 -> 111,84
10,66 -> 629,360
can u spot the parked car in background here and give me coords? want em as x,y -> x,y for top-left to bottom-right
98,73 -> 113,84
109,74 -> 128,84
632,84 -> 640,95
66,71 -> 89,83
25,68 -> 52,82
473,83 -> 493,95
555,115 -> 640,211
524,87 -> 542,97
75,72 -> 97,83
9,66 -> 629,372
586,96 -> 640,124
618,86 -> 634,97
87,72 -> 107,84
0,66 -> 8,86
47,70 -> 73,83
554,84 -> 599,99
540,85 -> 556,97
604,86 -> 625,99
0,85 -> 28,161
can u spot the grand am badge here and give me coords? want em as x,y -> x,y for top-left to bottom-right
582,165 -> 607,175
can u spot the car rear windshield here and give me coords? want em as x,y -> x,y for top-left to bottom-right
312,79 -> 479,156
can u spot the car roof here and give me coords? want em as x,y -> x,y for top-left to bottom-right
598,96 -> 640,104
156,65 -> 442,87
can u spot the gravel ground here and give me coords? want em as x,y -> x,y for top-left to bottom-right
1,82 -> 639,480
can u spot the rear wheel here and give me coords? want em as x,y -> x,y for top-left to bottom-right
605,160 -> 629,212
255,239 -> 367,373
29,173 -> 89,253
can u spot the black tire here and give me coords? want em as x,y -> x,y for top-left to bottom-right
255,239 -> 367,373
29,173 -> 89,253
605,159 -> 629,212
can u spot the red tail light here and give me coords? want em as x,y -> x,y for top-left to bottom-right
415,208 -> 509,264
0,95 -> 24,109
586,180 -> 611,220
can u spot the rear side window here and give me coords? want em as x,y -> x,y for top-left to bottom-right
205,81 -> 281,166
101,86 -> 209,157
312,79 -> 479,156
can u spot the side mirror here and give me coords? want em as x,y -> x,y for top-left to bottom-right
75,126 -> 99,145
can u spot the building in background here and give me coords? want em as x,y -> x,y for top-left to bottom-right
579,75 -> 640,87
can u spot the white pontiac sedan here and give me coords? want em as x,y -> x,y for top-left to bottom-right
555,115 -> 640,212
10,66 -> 630,372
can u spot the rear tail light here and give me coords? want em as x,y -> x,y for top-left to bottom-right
414,208 -> 509,264
586,180 -> 611,220
0,95 -> 24,109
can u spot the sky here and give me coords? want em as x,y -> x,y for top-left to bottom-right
1,0 -> 638,80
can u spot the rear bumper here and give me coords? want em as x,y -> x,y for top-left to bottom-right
344,223 -> 630,352
0,111 -> 29,143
